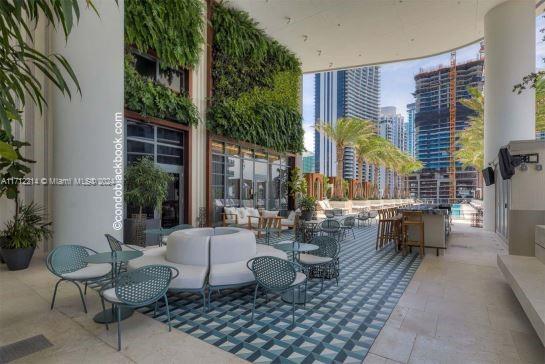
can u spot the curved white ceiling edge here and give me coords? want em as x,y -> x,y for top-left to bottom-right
228,0 -> 545,73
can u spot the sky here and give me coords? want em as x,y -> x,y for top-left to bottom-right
302,15 -> 545,153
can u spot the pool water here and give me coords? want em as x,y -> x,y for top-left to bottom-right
451,203 -> 462,218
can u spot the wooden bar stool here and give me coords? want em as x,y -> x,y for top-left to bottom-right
401,211 -> 425,257
376,208 -> 402,250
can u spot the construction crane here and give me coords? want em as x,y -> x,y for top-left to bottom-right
448,51 -> 457,202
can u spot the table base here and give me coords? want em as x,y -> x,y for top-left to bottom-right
281,289 -> 307,304
93,307 -> 134,324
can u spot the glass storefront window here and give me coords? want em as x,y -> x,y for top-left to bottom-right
210,139 -> 291,224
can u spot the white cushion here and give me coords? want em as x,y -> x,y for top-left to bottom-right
298,254 -> 333,265
62,263 -> 111,280
208,261 -> 254,286
262,210 -> 279,218
256,244 -> 288,259
102,287 -> 121,303
224,207 -> 237,222
127,249 -> 207,290
281,218 -> 294,226
210,228 -> 256,265
236,207 -> 247,222
292,272 -> 307,286
287,211 -> 296,221
247,208 -> 260,218
166,229 -> 211,266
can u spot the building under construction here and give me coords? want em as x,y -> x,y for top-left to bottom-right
408,58 -> 484,203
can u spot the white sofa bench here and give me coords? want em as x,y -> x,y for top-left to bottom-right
127,227 -> 287,310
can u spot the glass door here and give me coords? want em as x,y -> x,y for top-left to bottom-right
255,161 -> 267,209
242,159 -> 254,207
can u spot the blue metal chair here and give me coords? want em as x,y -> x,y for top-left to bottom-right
46,244 -> 111,313
247,256 -> 307,326
340,216 -> 356,240
105,234 -> 142,252
356,211 -> 370,227
319,219 -> 341,241
297,236 -> 340,291
100,265 -> 179,351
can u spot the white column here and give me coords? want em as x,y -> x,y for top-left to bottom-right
190,1 -> 208,226
51,0 -> 124,251
483,0 -> 535,231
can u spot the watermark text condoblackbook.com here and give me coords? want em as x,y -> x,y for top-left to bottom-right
112,112 -> 124,230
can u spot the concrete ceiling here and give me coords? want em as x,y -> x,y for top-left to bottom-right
228,0 -> 545,73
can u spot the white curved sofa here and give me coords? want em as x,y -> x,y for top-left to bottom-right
127,227 -> 286,310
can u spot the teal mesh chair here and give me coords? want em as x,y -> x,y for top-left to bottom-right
319,219 -> 341,241
247,256 -> 307,326
297,236 -> 340,291
340,216 -> 356,240
100,265 -> 179,351
46,244 -> 111,313
105,234 -> 142,252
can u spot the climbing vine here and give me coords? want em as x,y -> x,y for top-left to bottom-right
125,0 -> 204,69
207,2 -> 304,153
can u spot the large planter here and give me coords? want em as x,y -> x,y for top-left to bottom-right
1,247 -> 35,271
301,209 -> 314,221
124,215 -> 161,247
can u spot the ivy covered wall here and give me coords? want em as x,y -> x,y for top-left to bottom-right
124,0 -> 203,126
208,2 -> 305,153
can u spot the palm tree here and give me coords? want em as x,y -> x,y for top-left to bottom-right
315,117 -> 375,198
456,87 -> 484,170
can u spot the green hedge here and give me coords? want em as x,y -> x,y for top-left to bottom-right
125,0 -> 204,69
125,56 -> 199,126
207,2 -> 304,153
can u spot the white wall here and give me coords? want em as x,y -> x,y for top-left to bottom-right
50,0 -> 124,251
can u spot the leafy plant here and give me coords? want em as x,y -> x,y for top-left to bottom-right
125,0 -> 204,69
288,167 -> 307,200
513,71 -> 545,132
0,131 -> 35,216
315,117 -> 375,198
298,195 -> 316,212
125,56 -> 199,126
0,202 -> 52,249
125,157 -> 173,218
208,2 -> 304,153
455,87 -> 484,170
0,1 -> 100,159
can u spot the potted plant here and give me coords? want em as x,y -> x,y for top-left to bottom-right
124,157 -> 172,246
298,195 -> 316,221
0,202 -> 52,270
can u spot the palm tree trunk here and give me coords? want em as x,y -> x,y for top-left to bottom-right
374,164 -> 379,198
358,158 -> 363,199
336,146 -> 344,199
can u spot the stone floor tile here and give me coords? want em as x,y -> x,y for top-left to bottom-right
370,326 -> 416,363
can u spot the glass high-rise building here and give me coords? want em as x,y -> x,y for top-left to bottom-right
406,102 -> 416,157
378,107 -> 405,196
314,66 -> 380,180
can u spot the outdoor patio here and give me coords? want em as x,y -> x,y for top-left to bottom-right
1,223 -> 542,363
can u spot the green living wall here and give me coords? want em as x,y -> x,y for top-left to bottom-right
124,0 -> 203,126
208,2 -> 305,153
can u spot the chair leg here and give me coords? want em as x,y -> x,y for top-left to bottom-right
51,279 -> 63,310
117,306 -> 122,351
153,301 -> 158,317
69,280 -> 87,313
352,228 -> 355,239
164,295 -> 171,332
292,288 -> 296,327
100,296 -> 109,331
201,290 -> 207,312
252,285 -> 258,322
84,281 -> 88,295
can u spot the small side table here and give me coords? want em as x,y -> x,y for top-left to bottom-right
84,250 -> 143,324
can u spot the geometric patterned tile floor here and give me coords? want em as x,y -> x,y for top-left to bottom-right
137,224 -> 421,363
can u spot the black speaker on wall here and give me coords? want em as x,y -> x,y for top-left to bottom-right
498,147 -> 515,180
482,167 -> 494,186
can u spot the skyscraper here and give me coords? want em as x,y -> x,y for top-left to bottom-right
409,59 -> 484,202
378,107 -> 405,196
314,66 -> 380,180
406,103 -> 416,157
302,152 -> 315,173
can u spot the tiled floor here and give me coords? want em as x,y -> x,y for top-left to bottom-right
1,222 -> 543,363
365,222 -> 545,364
140,226 -> 421,363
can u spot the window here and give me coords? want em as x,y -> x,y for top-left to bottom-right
210,140 -> 291,224
131,50 -> 189,94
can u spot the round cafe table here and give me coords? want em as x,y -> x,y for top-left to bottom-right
275,240 -> 318,304
84,250 -> 143,324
